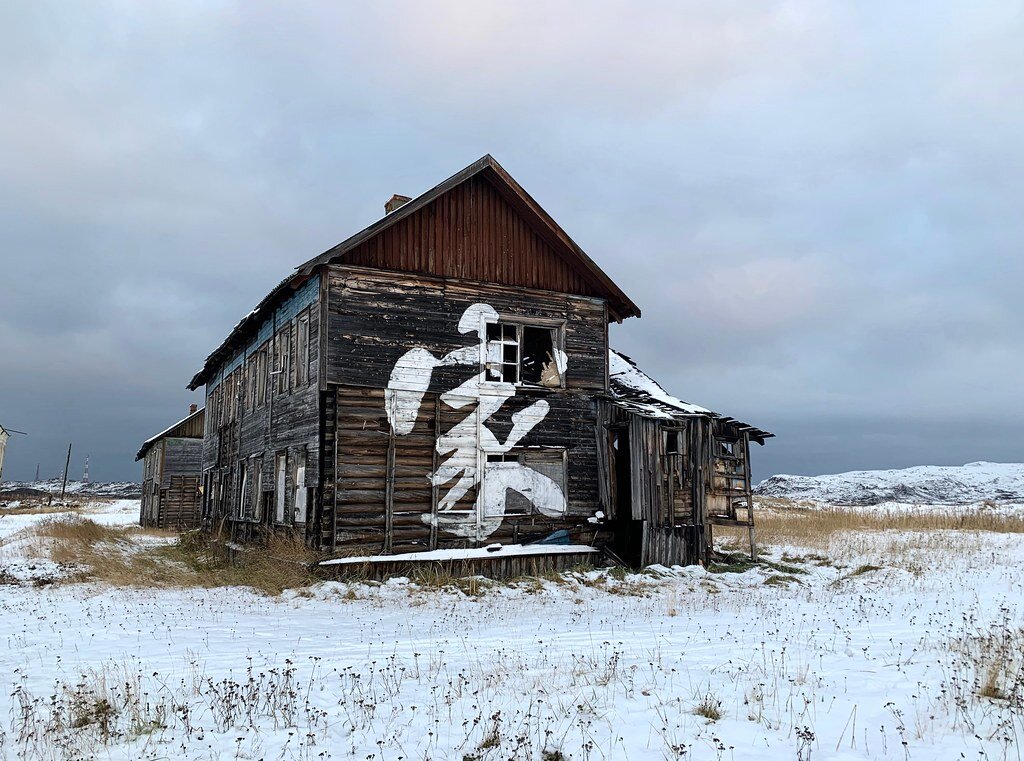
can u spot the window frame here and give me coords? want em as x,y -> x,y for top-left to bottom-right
483,317 -> 566,388
484,446 -> 567,518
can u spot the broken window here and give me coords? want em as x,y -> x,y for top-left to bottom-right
292,449 -> 307,524
665,431 -> 680,454
485,321 -> 562,387
237,461 -> 248,519
250,456 -> 263,521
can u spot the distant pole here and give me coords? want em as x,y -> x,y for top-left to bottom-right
83,455 -> 90,484
34,463 -> 40,481
59,443 -> 72,503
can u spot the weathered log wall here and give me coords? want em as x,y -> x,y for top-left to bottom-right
201,275 -> 322,541
324,265 -> 609,553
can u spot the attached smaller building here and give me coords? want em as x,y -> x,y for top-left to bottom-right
137,406 -> 205,529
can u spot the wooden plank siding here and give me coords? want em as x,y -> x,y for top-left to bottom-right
339,175 -> 607,301
139,437 -> 202,530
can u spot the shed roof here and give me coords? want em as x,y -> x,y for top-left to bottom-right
608,349 -> 773,443
136,407 -> 205,461
188,155 -> 639,389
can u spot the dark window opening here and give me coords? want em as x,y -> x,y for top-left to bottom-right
521,326 -> 560,386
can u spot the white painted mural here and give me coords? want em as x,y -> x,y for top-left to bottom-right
385,304 -> 568,539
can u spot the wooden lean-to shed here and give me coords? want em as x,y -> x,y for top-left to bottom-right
136,406 -> 205,529
186,155 -> 771,572
599,351 -> 772,567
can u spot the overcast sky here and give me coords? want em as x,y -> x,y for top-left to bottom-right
1,1 -> 1021,483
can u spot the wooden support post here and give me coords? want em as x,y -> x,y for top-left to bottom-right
58,442 -> 72,504
429,395 -> 440,551
742,431 -> 756,561
383,424 -> 396,554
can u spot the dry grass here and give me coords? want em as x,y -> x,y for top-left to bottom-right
18,518 -> 319,595
715,500 -> 1024,556
760,502 -> 1024,543
0,503 -> 84,517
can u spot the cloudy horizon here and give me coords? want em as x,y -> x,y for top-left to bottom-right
1,1 -> 1021,483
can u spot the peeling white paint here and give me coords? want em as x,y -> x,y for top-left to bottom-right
384,303 -> 569,541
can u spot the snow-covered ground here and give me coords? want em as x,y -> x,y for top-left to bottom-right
756,461 -> 1024,507
0,499 -> 1021,760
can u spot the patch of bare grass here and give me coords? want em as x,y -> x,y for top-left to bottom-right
17,519 -> 319,595
0,503 -> 83,517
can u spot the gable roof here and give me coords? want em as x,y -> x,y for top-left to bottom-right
608,349 -> 773,443
136,407 -> 205,461
298,155 -> 640,319
188,155 -> 639,389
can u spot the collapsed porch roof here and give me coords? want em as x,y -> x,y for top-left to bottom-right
607,349 -> 773,443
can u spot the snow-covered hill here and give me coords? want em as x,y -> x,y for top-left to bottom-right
755,462 -> 1024,506
0,478 -> 141,498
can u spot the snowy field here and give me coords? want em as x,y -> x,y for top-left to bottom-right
0,500 -> 1021,760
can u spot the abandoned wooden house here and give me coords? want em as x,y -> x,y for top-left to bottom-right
186,155 -> 771,570
136,405 -> 204,529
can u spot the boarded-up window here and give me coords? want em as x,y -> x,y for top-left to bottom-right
257,347 -> 268,407
274,452 -> 287,523
246,356 -> 258,412
486,449 -> 566,517
295,312 -> 310,387
276,328 -> 291,395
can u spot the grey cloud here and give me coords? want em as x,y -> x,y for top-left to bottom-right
1,0 -> 1022,481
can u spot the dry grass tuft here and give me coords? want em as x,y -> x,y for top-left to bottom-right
693,692 -> 722,721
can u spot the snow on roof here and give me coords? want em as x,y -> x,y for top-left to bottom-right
607,349 -> 772,440
135,407 -> 205,461
608,349 -> 711,417
320,543 -> 599,566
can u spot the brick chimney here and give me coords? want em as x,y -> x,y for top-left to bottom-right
189,403 -> 198,415
385,194 -> 412,214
